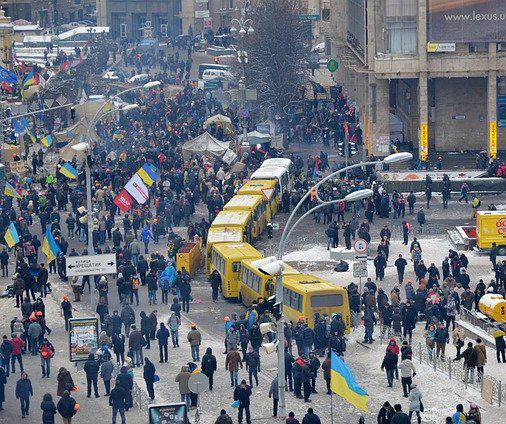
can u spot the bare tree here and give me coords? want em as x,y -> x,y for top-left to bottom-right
244,0 -> 310,118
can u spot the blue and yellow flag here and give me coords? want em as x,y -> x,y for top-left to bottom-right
331,351 -> 368,412
22,71 -> 38,89
25,125 -> 37,143
41,134 -> 53,147
4,181 -> 21,199
137,163 -> 158,187
4,222 -> 20,248
42,227 -> 61,263
59,162 -> 78,179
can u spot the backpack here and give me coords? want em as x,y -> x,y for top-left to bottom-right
132,277 -> 140,290
40,344 -> 54,358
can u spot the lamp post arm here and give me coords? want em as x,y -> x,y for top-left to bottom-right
277,160 -> 379,260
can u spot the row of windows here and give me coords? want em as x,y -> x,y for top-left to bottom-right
211,252 -> 226,276
283,287 -> 303,312
240,267 -> 262,293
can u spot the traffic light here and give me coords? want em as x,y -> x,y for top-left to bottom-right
337,141 -> 345,157
348,140 -> 358,156
70,107 -> 76,120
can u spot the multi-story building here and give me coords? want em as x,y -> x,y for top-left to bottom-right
97,0 -> 182,39
1,0 -> 95,27
330,0 -> 506,158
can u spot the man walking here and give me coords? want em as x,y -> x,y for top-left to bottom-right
109,380 -> 128,424
233,380 -> 252,424
84,353 -> 100,398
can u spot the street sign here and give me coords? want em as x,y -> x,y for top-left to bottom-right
272,223 -> 280,230
353,262 -> 368,278
188,373 -> 208,394
353,238 -> 368,254
298,14 -> 320,21
327,59 -> 339,73
66,253 -> 117,277
261,187 -> 275,201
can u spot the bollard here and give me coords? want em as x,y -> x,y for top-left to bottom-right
448,357 -> 452,380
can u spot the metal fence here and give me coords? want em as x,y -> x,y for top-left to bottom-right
132,380 -> 151,412
414,342 -> 504,407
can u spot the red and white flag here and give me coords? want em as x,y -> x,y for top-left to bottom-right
114,188 -> 135,212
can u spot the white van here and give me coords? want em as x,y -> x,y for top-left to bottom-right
202,69 -> 235,81
250,166 -> 291,195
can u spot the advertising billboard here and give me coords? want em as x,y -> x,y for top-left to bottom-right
68,317 -> 99,362
149,403 -> 188,424
428,0 -> 506,43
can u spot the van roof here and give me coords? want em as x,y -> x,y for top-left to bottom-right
283,274 -> 345,294
207,227 -> 244,244
251,166 -> 287,180
211,210 -> 251,227
212,243 -> 262,259
261,158 -> 292,169
238,179 -> 278,194
242,258 -> 300,275
224,195 -> 264,210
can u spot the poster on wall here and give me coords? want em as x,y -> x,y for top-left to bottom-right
149,403 -> 187,424
68,317 -> 99,362
428,0 -> 506,43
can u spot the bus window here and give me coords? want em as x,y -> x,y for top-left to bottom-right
283,287 -> 303,312
310,294 -> 343,308
232,262 -> 241,272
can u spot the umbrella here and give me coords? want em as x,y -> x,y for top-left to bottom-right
203,114 -> 233,129
238,130 -> 271,145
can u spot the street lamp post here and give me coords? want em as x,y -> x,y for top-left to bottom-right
274,152 -> 412,420
231,15 -> 254,146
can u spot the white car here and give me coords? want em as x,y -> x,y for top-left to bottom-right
128,74 -> 150,84
202,69 -> 235,81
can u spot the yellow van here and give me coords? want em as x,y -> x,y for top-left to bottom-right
237,179 -> 280,220
205,227 -> 245,275
210,243 -> 263,299
282,274 -> 351,331
210,210 -> 253,243
239,257 -> 299,307
223,195 -> 267,239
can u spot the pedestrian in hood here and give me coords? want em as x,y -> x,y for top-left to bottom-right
408,384 -> 423,424
233,379 -> 252,424
143,357 -> 156,400
301,407 -> 321,424
56,390 -> 77,423
175,365 -> 191,407
57,367 -> 74,397
40,393 -> 57,424
201,347 -> 217,390
83,353 -> 100,398
214,409 -> 233,424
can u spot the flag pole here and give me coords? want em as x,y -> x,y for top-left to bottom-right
330,391 -> 334,424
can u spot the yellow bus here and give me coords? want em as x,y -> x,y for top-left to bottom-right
239,257 -> 300,307
282,274 -> 351,331
210,243 -> 262,299
205,227 -> 245,275
210,210 -> 253,244
223,194 -> 267,240
237,179 -> 280,220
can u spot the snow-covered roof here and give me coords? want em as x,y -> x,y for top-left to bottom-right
13,25 -> 41,32
58,26 -> 109,40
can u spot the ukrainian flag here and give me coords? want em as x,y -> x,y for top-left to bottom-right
137,163 -> 158,187
4,222 -> 20,248
25,126 -> 37,143
22,71 -> 38,89
59,162 -> 78,179
42,227 -> 61,263
4,182 -> 21,199
41,134 -> 53,147
330,351 -> 368,412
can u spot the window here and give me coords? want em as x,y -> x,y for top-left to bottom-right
384,0 -> 418,55
120,23 -> 127,38
322,9 -> 330,21
229,0 -> 234,9
283,288 -> 303,312
232,262 -> 241,272
310,294 -> 343,308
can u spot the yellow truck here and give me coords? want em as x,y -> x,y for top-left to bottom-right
476,211 -> 506,253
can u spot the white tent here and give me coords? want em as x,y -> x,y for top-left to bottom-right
182,132 -> 230,158
238,130 -> 271,145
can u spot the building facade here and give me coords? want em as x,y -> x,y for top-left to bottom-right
98,0 -> 182,39
1,0 -> 95,27
330,0 -> 506,158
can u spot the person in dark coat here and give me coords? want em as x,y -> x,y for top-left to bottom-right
156,322 -> 170,363
56,390 -> 77,422
377,401 -> 395,424
215,409 -> 233,424
116,366 -> 133,411
201,347 -> 217,390
143,357 -> 156,400
40,393 -> 57,424
0,364 -> 6,410
313,319 -> 327,356
83,353 -> 100,398
15,371 -> 33,418
56,367 -> 74,397
301,407 -> 322,424
233,380 -> 252,424
109,380 -> 127,424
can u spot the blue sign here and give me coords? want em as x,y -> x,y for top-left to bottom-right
298,14 -> 320,21
498,95 -> 506,128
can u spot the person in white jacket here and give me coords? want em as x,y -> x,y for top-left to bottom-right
408,383 -> 423,424
398,357 -> 416,397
